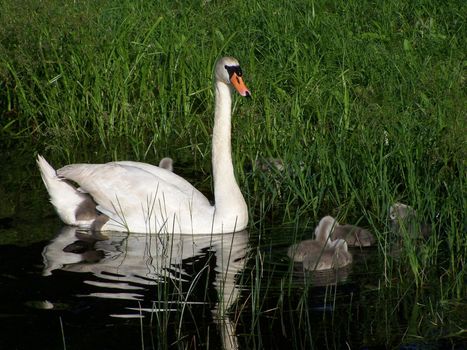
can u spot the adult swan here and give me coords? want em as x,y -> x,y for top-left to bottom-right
37,57 -> 251,234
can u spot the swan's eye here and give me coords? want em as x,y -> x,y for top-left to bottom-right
225,65 -> 242,79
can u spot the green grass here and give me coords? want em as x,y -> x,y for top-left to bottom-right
0,0 -> 465,347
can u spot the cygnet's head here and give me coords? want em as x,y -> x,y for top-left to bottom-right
215,56 -> 251,97
389,202 -> 414,221
158,157 -> 173,172
314,215 -> 339,243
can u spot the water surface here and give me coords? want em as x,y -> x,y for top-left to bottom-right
0,152 -> 465,349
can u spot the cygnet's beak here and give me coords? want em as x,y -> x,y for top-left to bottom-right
230,72 -> 251,97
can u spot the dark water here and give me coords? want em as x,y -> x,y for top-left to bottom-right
0,227 -> 243,349
0,152 -> 465,350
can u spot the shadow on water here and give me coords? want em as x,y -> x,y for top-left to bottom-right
0,152 -> 465,349
1,225 -> 249,350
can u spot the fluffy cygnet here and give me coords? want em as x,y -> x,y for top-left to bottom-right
288,216 -> 353,271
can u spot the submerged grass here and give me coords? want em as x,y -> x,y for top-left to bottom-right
0,0 -> 465,347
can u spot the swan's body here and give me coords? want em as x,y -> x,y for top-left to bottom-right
288,216 -> 352,271
37,57 -> 250,234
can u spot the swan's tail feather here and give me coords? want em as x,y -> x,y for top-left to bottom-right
36,155 -> 95,227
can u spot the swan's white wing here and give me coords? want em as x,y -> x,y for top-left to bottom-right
57,163 -> 212,230
114,161 -> 203,198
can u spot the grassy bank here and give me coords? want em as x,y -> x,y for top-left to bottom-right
1,0 -> 465,306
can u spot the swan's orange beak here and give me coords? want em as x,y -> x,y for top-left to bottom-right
230,73 -> 251,97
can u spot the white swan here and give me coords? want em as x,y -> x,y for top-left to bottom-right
37,56 -> 251,234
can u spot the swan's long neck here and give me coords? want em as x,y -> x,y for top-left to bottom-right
212,81 -> 246,219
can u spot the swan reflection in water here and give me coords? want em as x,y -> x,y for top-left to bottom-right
42,226 -> 249,349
